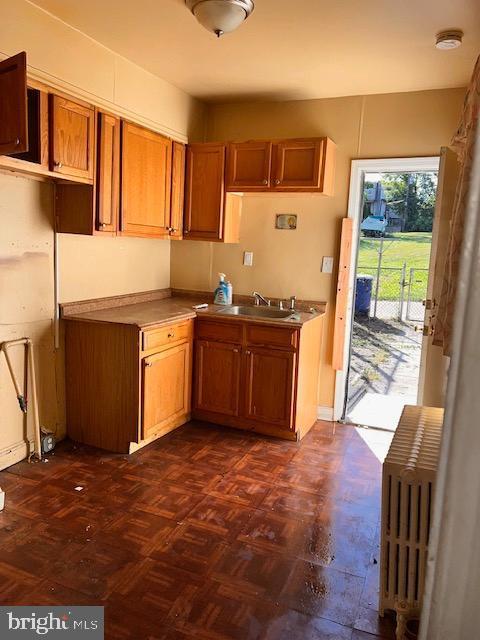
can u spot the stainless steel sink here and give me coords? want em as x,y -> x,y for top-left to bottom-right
217,305 -> 294,319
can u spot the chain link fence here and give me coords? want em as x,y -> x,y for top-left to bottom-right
356,263 -> 429,321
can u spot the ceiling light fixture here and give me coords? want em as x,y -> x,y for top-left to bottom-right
186,0 -> 254,38
435,30 -> 463,50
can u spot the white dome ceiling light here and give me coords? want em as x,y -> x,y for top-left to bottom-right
435,30 -> 463,50
186,0 -> 254,38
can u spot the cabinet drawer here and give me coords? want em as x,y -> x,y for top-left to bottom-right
195,319 -> 243,344
246,324 -> 298,350
142,321 -> 192,352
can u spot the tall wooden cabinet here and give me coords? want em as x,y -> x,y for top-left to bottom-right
121,122 -> 172,237
184,143 -> 242,243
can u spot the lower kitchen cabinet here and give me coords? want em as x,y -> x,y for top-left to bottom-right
65,318 -> 193,453
192,316 -> 324,440
244,346 -> 295,429
194,340 -> 242,416
142,341 -> 191,440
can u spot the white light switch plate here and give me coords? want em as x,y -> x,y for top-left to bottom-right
322,256 -> 334,273
243,251 -> 254,267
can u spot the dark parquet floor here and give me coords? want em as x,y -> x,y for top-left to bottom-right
0,420 -> 396,639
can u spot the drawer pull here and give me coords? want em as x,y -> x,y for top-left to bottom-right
168,332 -> 175,338
145,361 -> 153,367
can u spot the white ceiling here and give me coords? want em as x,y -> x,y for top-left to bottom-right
32,0 -> 479,102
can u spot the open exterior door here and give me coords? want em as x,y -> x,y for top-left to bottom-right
332,217 -> 354,371
417,147 -> 459,407
0,52 -> 28,156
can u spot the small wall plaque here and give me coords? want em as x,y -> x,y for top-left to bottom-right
275,214 -> 297,230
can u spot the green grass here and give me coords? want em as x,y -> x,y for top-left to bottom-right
357,232 -> 432,301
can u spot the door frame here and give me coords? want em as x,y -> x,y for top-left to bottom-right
333,156 -> 440,421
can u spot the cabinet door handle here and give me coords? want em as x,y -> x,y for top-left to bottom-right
168,332 -> 175,338
54,161 -> 63,169
99,223 -> 106,229
262,179 -> 268,185
275,179 -> 281,185
233,348 -> 239,353
245,350 -> 251,355
145,361 -> 153,367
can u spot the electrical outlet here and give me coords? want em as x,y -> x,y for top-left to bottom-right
243,251 -> 253,266
322,256 -> 334,273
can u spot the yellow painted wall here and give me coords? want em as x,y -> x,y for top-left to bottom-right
171,88 -> 465,408
0,0 -> 207,467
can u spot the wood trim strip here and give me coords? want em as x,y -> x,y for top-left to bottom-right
332,217 -> 353,370
61,288 -> 172,316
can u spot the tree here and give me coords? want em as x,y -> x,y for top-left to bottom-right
364,172 -> 438,232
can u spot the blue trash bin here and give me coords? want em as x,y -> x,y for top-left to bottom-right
355,274 -> 373,316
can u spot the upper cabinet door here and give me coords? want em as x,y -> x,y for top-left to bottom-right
226,141 -> 272,191
121,122 -> 172,237
184,143 -> 226,240
0,52 -> 28,156
272,138 -> 323,190
169,141 -> 186,239
50,95 -> 95,180
96,112 -> 120,233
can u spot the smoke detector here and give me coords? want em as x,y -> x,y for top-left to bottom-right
435,30 -> 463,50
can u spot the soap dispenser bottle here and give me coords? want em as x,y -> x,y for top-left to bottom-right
214,273 -> 229,305
225,280 -> 233,305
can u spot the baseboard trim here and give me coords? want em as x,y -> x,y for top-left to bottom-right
317,406 -> 335,421
0,440 -> 33,472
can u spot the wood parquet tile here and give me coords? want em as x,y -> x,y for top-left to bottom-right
0,420 -> 396,639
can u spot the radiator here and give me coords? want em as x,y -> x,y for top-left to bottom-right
379,405 -> 444,639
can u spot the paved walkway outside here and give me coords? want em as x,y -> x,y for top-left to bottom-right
346,316 -> 422,431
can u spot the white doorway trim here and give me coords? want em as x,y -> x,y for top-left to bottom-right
333,156 -> 440,421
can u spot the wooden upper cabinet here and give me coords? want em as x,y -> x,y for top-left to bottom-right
121,122 -> 172,237
226,141 -> 272,191
272,137 -> 336,194
184,143 -> 226,240
96,112 -> 120,233
0,52 -> 28,156
169,141 -> 185,239
244,346 -> 296,430
50,95 -> 95,180
272,138 -> 322,190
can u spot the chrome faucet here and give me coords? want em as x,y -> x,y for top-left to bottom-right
289,295 -> 296,311
252,291 -> 271,306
